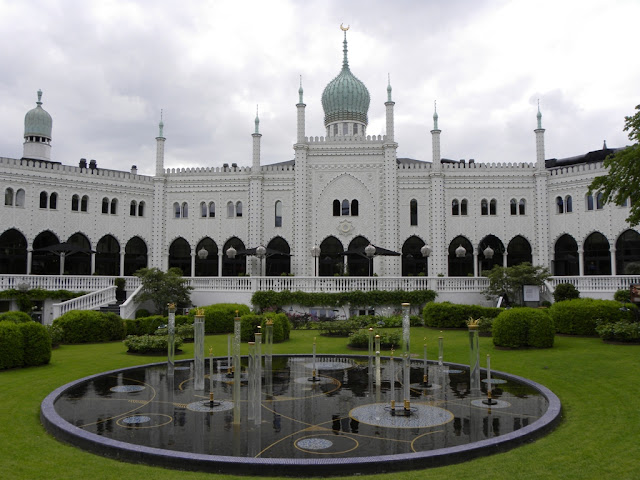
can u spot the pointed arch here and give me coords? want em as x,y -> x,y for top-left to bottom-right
0,228 -> 27,274
32,230 -> 60,275
222,237 -> 245,276
125,236 -> 148,276
507,235 -> 532,267
448,235 -> 473,276
478,235 -> 505,274
96,234 -> 120,276
584,232 -> 611,275
266,236 -> 291,276
169,237 -> 191,276
4,188 -> 14,206
319,236 -> 344,277
347,235 -> 370,276
195,237 -> 218,276
402,235 -> 426,276
554,234 -> 579,276
616,229 -> 640,274
65,232 -> 91,275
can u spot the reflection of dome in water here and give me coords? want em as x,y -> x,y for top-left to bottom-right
321,31 -> 370,127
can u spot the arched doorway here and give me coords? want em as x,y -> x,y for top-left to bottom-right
319,236 -> 344,277
347,236 -> 370,276
124,237 -> 148,276
584,232 -> 611,275
616,230 -> 640,274
96,235 -> 120,276
65,233 -> 91,275
507,235 -> 533,267
222,237 -> 246,276
0,229 -> 27,274
554,234 -> 579,276
169,238 -> 191,276
266,237 -> 291,276
478,235 -> 505,274
402,236 -> 426,276
195,238 -> 218,276
448,236 -> 474,276
32,231 -> 60,275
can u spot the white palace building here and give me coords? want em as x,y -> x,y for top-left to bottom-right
1,30 -> 639,321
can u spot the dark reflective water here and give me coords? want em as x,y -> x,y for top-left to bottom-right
53,356 -> 548,459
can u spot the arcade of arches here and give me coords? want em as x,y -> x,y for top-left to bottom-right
3,228 -> 640,277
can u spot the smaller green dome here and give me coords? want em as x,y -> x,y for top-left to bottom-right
24,90 -> 52,138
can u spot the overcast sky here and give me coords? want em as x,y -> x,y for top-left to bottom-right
1,0 -> 638,175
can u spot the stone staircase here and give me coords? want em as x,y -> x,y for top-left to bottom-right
99,300 -> 124,315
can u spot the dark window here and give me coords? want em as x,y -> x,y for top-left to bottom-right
200,202 -> 207,218
461,199 -> 468,215
519,199 -> 526,215
72,195 -> 79,211
130,201 -> 137,216
102,198 -> 109,214
235,201 -> 242,217
41,191 -> 49,209
5,188 -> 13,206
556,196 -> 564,214
489,199 -> 496,215
342,199 -> 349,216
81,195 -> 88,212
351,199 -> 359,216
510,199 -> 517,215
49,192 -> 57,210
586,194 -> 594,211
596,192 -> 604,210
410,199 -> 418,226
481,199 -> 488,216
138,201 -> 144,217
181,202 -> 188,218
452,199 -> 459,216
565,195 -> 572,213
110,198 -> 117,215
209,202 -> 215,217
333,199 -> 340,216
275,201 -> 282,227
174,202 -> 181,218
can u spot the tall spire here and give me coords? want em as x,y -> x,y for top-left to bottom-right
433,101 -> 439,131
158,109 -> 164,138
387,73 -> 392,102
536,99 -> 542,130
298,75 -> 304,104
37,89 -> 43,105
341,24 -> 350,69
254,105 -> 260,134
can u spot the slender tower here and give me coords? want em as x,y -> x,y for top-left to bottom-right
533,102 -> 550,269
382,75 -> 399,275
152,113 -> 167,269
430,102 -> 446,276
249,106 -> 264,274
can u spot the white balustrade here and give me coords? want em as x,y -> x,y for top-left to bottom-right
52,286 -> 117,319
118,284 -> 144,320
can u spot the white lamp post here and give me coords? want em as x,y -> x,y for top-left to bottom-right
420,244 -> 432,275
365,243 -> 376,277
256,245 -> 266,276
311,245 -> 320,277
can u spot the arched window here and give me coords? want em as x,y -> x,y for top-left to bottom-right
565,195 -> 572,213
452,199 -> 459,216
109,198 -> 117,214
489,198 -> 497,215
333,199 -> 340,216
65,232 -> 91,275
507,235 -> 532,266
96,234 -> 120,276
616,230 -> 640,274
266,236 -> 291,276
586,193 -> 594,211
138,201 -> 144,217
584,231 -> 611,275
181,202 -> 188,218
0,228 -> 27,274
402,235 -> 427,276
319,236 -> 344,276
168,237 -> 191,276
554,234 -> 579,276
15,189 -> 25,207
235,201 -> 242,217
461,199 -> 468,216
200,201 -> 207,218
448,236 -> 474,276
596,192 -> 604,210
510,199 -> 517,215
173,202 -> 180,218
222,237 -> 246,276
208,202 -> 215,218
479,235 -> 505,273
81,195 -> 88,212
519,198 -> 526,215
556,196 -> 564,214
275,200 -> 282,227
32,231 -> 60,275
195,237 -> 218,276
40,191 -> 48,209
129,200 -> 137,216
124,236 -> 148,276
227,201 -> 234,217
351,199 -> 359,216
410,199 -> 418,225
48,192 -> 57,210
4,188 -> 14,206
102,197 -> 109,214
72,194 -> 79,211
481,199 -> 488,216
341,199 -> 350,216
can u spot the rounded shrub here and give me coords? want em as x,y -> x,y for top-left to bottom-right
614,289 -> 631,303
19,321 -> 51,366
190,304 -> 251,334
240,314 -> 263,341
492,308 -> 554,348
53,310 -> 125,343
263,312 -> 291,342
124,334 -> 184,354
348,329 -> 401,349
552,283 -> 580,303
124,315 -> 166,336
135,308 -> 150,319
549,298 -> 635,336
0,311 -> 33,323
0,321 -> 24,369
423,302 -> 502,328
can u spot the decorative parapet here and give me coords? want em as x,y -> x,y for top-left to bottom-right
440,161 -> 535,170
548,161 -> 605,176
306,134 -> 386,143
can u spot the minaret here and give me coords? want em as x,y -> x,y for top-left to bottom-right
155,112 -> 166,177
296,76 -> 306,143
535,101 -> 546,171
23,90 -> 53,161
252,105 -> 262,170
431,101 -> 442,171
385,74 -> 395,142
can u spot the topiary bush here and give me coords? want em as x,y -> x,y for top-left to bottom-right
52,310 -> 125,343
552,283 -> 580,303
155,324 -> 194,342
0,311 -> 33,323
549,298 -> 636,336
19,321 -> 51,366
189,304 -> 251,334
0,321 -> 24,369
492,308 -> 554,348
423,302 -> 502,328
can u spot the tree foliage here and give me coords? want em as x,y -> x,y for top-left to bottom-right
589,105 -> 640,225
134,267 -> 193,314
483,262 -> 551,306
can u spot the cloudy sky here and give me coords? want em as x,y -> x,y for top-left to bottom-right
0,0 -> 638,175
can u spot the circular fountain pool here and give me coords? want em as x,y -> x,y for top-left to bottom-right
41,355 -> 561,476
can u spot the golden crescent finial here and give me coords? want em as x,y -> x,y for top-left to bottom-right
340,23 -> 350,31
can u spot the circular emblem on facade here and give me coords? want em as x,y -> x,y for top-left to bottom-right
338,220 -> 353,236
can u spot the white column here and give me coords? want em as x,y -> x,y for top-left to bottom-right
473,251 -> 478,277
578,247 -> 584,276
610,246 -> 616,275
218,251 -> 223,277
119,251 -> 125,277
26,247 -> 32,275
90,252 -> 96,275
191,253 -> 196,277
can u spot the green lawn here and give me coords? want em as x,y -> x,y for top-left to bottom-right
2,328 -> 639,479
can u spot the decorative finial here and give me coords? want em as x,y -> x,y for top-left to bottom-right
340,23 -> 350,31
36,89 -> 43,105
254,104 -> 260,134
298,75 -> 304,104
433,100 -> 439,130
341,24 -> 350,69
603,140 -> 608,150
387,73 -> 392,102
159,109 -> 164,137
537,99 -> 542,130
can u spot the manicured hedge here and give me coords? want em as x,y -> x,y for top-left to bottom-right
596,320 -> 640,343
238,312 -> 291,343
423,302 -> 502,328
189,304 -> 251,334
0,311 -> 33,323
52,310 -> 125,344
549,298 -> 636,336
264,312 -> 291,342
124,315 -> 190,336
123,334 -> 184,354
0,321 -> 24,369
19,321 -> 51,366
492,308 -> 554,348
348,329 -> 401,349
